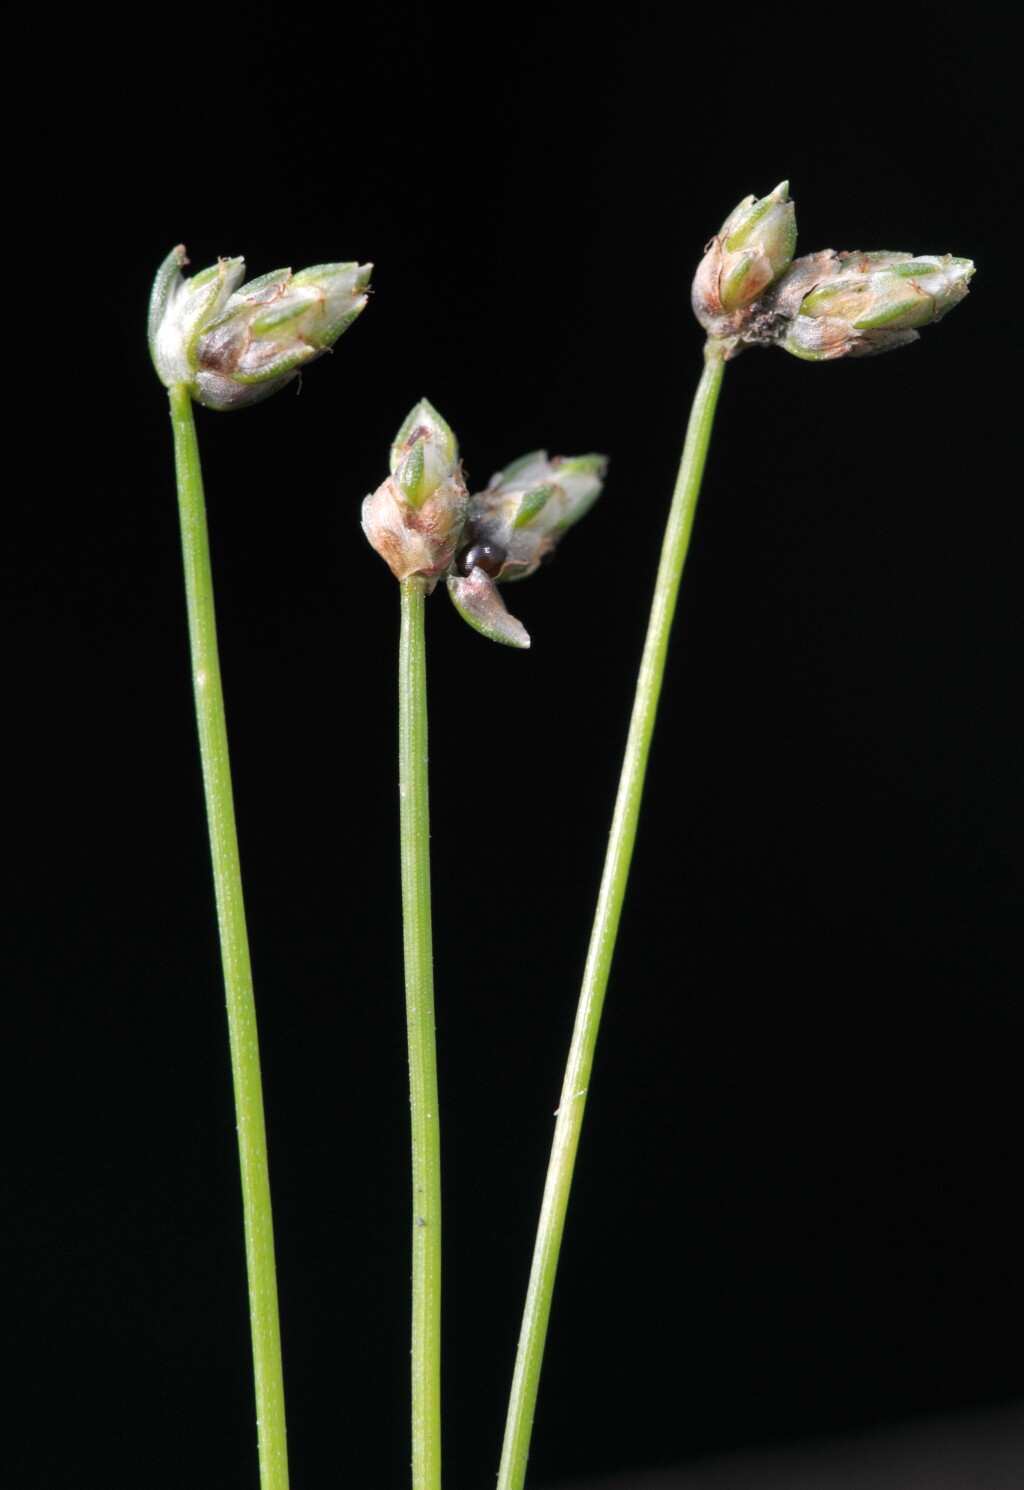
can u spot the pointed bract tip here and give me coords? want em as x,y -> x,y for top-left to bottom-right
389,399 -> 459,507
693,180 -> 798,332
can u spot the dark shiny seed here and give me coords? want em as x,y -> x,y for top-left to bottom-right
457,541 -> 507,577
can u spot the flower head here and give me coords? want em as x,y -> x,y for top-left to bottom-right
778,250 -> 976,360
361,399 -> 470,587
692,182 -> 797,334
362,408 -> 606,640
691,183 -> 974,360
446,452 -> 607,647
149,246 -> 372,408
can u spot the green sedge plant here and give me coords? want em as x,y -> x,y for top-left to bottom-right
149,185 -> 974,1490
148,246 -> 372,1490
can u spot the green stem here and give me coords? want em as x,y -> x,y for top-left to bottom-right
497,342 -> 727,1490
168,384 -> 289,1490
399,575 -> 443,1490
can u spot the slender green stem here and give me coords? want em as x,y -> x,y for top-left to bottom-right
399,575 -> 443,1490
497,342 -> 727,1490
168,384 -> 289,1490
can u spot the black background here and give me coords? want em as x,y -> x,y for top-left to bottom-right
9,7 -> 1021,1486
